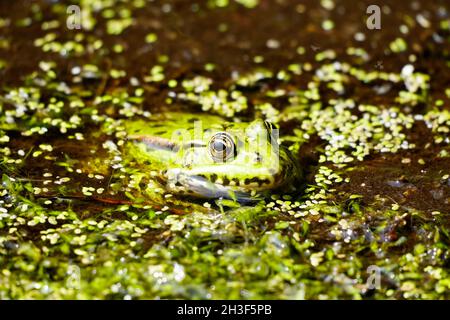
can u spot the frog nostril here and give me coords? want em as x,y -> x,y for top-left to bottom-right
175,181 -> 183,187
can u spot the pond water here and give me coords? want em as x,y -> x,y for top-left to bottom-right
0,0 -> 449,299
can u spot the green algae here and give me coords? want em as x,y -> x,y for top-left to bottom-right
0,0 -> 449,300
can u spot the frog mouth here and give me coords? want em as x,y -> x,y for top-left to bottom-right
164,170 -> 260,202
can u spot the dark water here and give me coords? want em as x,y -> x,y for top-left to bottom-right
0,0 -> 449,299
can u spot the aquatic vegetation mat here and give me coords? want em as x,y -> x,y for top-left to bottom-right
0,0 -> 449,299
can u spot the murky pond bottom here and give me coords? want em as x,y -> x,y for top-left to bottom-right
0,0 -> 449,299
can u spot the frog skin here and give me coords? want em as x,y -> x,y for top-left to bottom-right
122,112 -> 301,202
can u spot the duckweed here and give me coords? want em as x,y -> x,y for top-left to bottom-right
0,0 -> 449,300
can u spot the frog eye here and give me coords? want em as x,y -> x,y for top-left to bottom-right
208,132 -> 236,163
264,121 -> 276,132
264,121 -> 279,141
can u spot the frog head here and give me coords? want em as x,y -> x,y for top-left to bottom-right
165,119 -> 300,201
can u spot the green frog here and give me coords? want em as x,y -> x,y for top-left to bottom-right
122,112 -> 301,202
